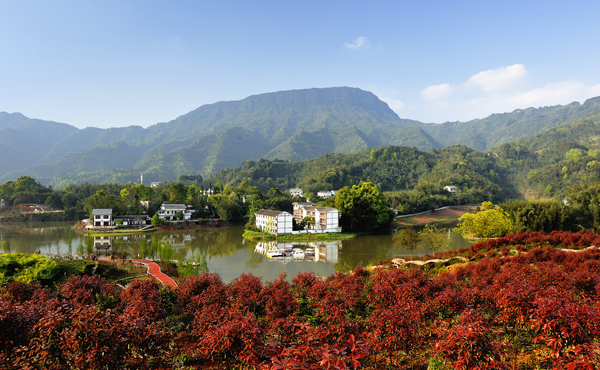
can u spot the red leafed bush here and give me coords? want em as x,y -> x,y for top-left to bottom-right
267,323 -> 369,370
192,305 -> 265,367
59,274 -> 116,306
176,273 -> 227,313
434,310 -> 508,370
529,297 -> 600,368
228,272 -> 263,314
119,279 -> 165,322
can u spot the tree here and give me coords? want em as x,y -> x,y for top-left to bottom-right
334,182 -> 393,232
114,219 -> 123,226
175,211 -> 184,220
151,214 -> 165,226
418,224 -> 449,254
454,202 -> 515,239
394,227 -> 420,259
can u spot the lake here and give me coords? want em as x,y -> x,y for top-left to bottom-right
0,222 -> 473,283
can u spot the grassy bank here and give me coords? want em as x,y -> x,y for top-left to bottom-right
243,229 -> 359,242
85,228 -> 158,236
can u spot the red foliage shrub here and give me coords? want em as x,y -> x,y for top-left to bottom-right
434,310 -> 507,369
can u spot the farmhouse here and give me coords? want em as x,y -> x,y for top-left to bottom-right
444,186 -> 457,193
156,204 -> 195,220
254,209 -> 293,236
92,209 -> 114,227
317,190 -> 338,198
289,188 -> 304,197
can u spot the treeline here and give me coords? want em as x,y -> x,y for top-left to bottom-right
2,237 -> 600,368
500,180 -> 600,233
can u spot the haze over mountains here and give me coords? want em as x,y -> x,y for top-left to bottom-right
1,87 -> 600,188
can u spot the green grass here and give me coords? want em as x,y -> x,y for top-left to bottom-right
85,228 -> 157,236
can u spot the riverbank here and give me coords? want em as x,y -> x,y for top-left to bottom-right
242,229 -> 359,242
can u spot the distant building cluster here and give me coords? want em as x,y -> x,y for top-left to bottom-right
255,201 -> 341,236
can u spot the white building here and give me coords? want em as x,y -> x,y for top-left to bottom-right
92,209 -> 113,227
444,186 -> 457,193
317,190 -> 338,198
150,182 -> 161,188
292,202 -> 341,232
289,188 -> 304,197
255,209 -> 293,236
156,204 -> 195,220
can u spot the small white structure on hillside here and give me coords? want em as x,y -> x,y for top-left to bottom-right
92,209 -> 113,227
317,190 -> 338,198
0,199 -> 5,208
150,182 -> 161,188
156,204 -> 195,220
444,186 -> 457,193
255,209 -> 293,236
289,188 -> 304,197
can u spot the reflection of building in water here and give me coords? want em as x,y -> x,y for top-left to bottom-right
312,241 -> 340,264
254,240 -> 340,264
94,236 -> 112,248
163,234 -> 195,249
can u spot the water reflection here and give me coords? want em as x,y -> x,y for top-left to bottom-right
0,222 -> 473,283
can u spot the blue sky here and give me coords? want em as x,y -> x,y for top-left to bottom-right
1,0 -> 599,128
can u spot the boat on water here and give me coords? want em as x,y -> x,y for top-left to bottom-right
266,247 -> 284,258
292,248 -> 305,260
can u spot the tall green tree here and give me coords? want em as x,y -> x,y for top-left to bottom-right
334,182 -> 393,232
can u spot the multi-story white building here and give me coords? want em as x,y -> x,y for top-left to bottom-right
92,209 -> 114,227
156,204 -> 195,220
292,202 -> 341,232
255,209 -> 293,236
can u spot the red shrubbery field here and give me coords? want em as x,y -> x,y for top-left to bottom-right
2,231 -> 600,369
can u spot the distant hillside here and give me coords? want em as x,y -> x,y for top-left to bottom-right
422,97 -> 600,150
2,88 -> 600,188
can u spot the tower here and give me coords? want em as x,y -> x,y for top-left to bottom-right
140,173 -> 143,185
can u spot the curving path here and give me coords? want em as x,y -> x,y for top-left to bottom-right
131,259 -> 178,287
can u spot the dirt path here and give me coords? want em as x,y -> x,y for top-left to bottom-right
131,259 -> 178,288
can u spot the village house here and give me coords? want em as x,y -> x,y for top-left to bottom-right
156,203 -> 195,220
92,209 -> 114,227
254,209 -> 293,236
289,188 -> 304,197
292,202 -> 341,232
150,182 -> 161,188
444,186 -> 457,193
317,190 -> 338,198
113,215 -> 149,226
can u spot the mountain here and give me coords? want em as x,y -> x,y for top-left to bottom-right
2,87 -> 600,188
422,97 -> 600,150
0,87 -> 432,186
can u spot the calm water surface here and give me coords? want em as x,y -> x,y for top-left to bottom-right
0,222 -> 473,283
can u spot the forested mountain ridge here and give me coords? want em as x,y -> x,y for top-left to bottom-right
2,88 -> 600,188
422,96 -> 600,150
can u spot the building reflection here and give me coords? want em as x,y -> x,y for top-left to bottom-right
254,240 -> 340,264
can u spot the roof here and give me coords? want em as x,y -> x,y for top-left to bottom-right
161,204 -> 187,210
255,209 -> 288,217
92,209 -> 113,215
304,206 -> 338,213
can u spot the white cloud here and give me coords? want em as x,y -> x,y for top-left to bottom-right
416,64 -> 600,123
464,64 -> 527,92
421,83 -> 452,101
345,36 -> 371,50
